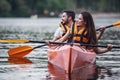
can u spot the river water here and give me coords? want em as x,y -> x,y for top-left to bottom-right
0,17 -> 120,80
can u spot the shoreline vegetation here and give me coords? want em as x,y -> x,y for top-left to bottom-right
91,13 -> 120,18
27,13 -> 120,18
0,13 -> 120,18
74,12 -> 120,18
1,0 -> 120,18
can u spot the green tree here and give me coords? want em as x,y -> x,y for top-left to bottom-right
46,0 -> 76,16
7,0 -> 31,17
0,0 -> 120,17
0,0 -> 11,17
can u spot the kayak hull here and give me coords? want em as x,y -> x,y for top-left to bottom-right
47,62 -> 97,80
47,45 -> 96,73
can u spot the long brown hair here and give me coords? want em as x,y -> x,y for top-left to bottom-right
81,12 -> 97,44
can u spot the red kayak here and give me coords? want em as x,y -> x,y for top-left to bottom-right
47,45 -> 96,73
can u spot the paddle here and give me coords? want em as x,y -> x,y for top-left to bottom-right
0,39 -> 50,43
0,39 -> 32,43
8,44 -> 46,57
0,20 -> 120,43
96,20 -> 120,31
8,42 -> 120,57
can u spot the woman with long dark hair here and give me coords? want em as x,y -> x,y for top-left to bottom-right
58,11 -> 112,54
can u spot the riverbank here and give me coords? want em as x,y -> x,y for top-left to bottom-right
92,13 -> 120,18
75,12 -> 120,18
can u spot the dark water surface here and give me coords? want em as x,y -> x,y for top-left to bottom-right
0,18 -> 120,80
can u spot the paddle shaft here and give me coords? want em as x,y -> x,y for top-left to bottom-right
96,25 -> 113,31
8,42 -> 119,58
0,20 -> 120,43
30,41 -> 120,48
96,20 -> 120,31
0,24 -> 116,43
80,44 -> 120,48
33,44 -> 46,49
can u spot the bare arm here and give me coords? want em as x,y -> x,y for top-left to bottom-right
56,30 -> 70,42
52,27 -> 63,41
95,44 -> 112,54
97,26 -> 105,40
52,36 -> 62,42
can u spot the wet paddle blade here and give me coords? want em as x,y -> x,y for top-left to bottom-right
8,46 -> 33,57
0,39 -> 29,43
96,20 -> 120,31
113,20 -> 120,27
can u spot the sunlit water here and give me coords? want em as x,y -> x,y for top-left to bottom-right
0,17 -> 120,80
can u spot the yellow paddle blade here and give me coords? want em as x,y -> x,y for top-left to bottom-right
113,20 -> 120,27
8,46 -> 33,57
0,39 -> 29,43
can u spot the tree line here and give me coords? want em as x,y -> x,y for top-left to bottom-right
0,0 -> 120,17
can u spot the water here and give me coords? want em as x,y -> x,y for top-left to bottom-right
0,17 -> 120,80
